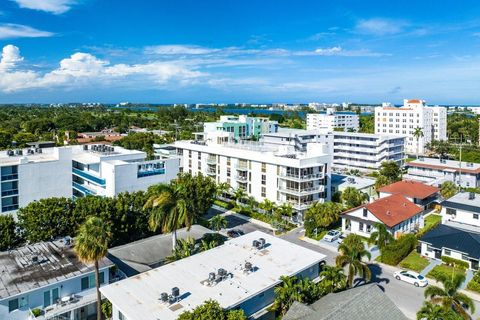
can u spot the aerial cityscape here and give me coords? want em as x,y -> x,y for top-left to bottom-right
1,1 -> 480,320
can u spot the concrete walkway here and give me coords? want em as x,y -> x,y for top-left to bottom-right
462,269 -> 475,290
420,259 -> 442,276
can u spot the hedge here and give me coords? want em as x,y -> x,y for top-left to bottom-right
379,234 -> 417,266
213,199 -> 234,210
441,256 -> 469,269
467,272 -> 480,293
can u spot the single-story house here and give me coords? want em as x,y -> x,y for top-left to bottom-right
341,194 -> 424,239
378,180 -> 440,210
441,192 -> 480,228
331,174 -> 376,199
284,283 -> 408,320
419,223 -> 480,270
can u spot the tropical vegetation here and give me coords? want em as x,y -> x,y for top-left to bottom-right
335,234 -> 372,287
178,299 -> 246,320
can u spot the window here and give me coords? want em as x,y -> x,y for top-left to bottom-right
261,163 -> 266,173
81,272 -> 104,291
444,249 -> 451,256
227,157 -> 231,166
9,298 -> 19,312
227,168 -> 231,177
44,288 -> 59,307
474,214 -> 479,220
462,254 -> 469,261
446,208 -> 456,216
261,187 -> 266,197
427,246 -> 433,252
366,225 -> 372,233
362,208 -> 368,217
359,222 -> 364,231
119,311 -> 126,320
261,175 -> 266,185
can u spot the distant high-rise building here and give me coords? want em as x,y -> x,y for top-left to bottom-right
374,99 -> 447,155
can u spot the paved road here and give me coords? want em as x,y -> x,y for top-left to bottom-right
207,207 -> 273,236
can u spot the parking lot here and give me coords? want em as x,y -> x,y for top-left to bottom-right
206,207 -> 273,236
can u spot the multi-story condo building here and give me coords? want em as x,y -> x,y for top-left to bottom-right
374,99 -> 447,155
101,231 -> 326,320
260,129 -> 405,172
405,157 -> 480,188
0,238 -> 114,320
306,109 -> 359,132
173,132 -> 331,219
332,132 -> 406,172
71,144 -> 179,198
0,144 -> 179,215
202,115 -> 278,141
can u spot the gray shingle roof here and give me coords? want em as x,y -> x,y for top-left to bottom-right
419,224 -> 480,259
283,284 -> 408,320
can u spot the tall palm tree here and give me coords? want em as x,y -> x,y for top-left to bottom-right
413,127 -> 424,159
336,234 -> 372,287
368,222 -> 394,250
144,182 -> 193,250
233,187 -> 247,204
306,201 -> 342,228
319,265 -> 347,293
216,182 -> 231,199
209,214 -> 227,232
417,301 -> 458,320
424,274 -> 475,320
74,217 -> 111,320
275,203 -> 294,220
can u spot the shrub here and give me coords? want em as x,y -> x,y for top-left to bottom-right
379,234 -> 417,266
467,271 -> 480,293
31,308 -> 42,317
441,256 -> 469,269
213,199 -> 234,210
427,264 -> 465,281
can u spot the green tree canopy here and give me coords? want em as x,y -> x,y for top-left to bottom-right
440,181 -> 459,199
0,214 -> 19,250
341,187 -> 368,209
178,300 -> 246,320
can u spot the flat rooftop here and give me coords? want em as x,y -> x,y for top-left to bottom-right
101,231 -> 326,320
0,239 -> 113,300
0,147 -> 61,166
408,157 -> 480,173
442,192 -> 480,213
331,174 -> 375,190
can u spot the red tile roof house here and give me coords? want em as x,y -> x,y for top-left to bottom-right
341,194 -> 424,239
378,180 -> 440,211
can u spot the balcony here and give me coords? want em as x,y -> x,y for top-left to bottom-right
206,169 -> 217,176
235,175 -> 248,182
1,204 -> 18,212
1,173 -> 18,181
42,290 -> 97,320
235,161 -> 248,171
72,168 -> 106,186
287,200 -> 315,211
72,182 -> 96,196
206,156 -> 217,165
279,185 -> 324,196
279,173 -> 323,182
137,168 -> 165,178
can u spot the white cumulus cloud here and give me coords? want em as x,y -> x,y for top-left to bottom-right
0,23 -> 54,39
356,18 -> 407,36
11,0 -> 76,14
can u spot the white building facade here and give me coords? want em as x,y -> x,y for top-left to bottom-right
307,109 -> 359,132
375,99 -> 447,155
173,135 -> 331,218
203,115 -> 278,141
0,144 -> 180,215
441,192 -> 480,227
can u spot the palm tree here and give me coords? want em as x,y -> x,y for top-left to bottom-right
417,301 -> 457,320
271,276 -> 301,316
306,202 -> 342,228
275,203 -> 294,220
319,265 -> 347,293
144,182 -> 193,250
368,222 -> 394,250
259,199 -> 275,215
199,239 -> 218,252
424,274 -> 475,320
413,127 -> 424,159
209,214 -> 227,232
216,182 -> 231,199
440,181 -> 459,199
336,234 -> 372,287
74,217 -> 111,320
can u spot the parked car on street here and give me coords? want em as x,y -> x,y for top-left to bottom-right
337,234 -> 346,244
393,270 -> 428,287
323,230 -> 341,242
227,229 -> 245,238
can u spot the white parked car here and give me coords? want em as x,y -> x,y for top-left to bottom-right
323,230 -> 341,242
393,270 -> 428,287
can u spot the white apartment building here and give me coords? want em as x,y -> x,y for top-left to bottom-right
306,108 -> 359,132
173,133 -> 331,218
260,129 -> 405,172
202,115 -> 278,141
101,231 -> 326,320
332,132 -> 406,172
441,192 -> 480,227
375,99 -> 447,155
405,157 -> 480,188
0,144 -> 179,214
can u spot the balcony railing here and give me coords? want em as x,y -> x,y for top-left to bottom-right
1,204 -> 18,212
235,164 -> 248,171
43,291 -> 97,320
279,185 -> 324,196
206,156 -> 217,164
72,168 -> 106,186
206,169 -> 217,176
72,182 -> 96,195
287,200 -> 315,211
137,168 -> 165,178
279,173 -> 323,181
235,175 -> 248,182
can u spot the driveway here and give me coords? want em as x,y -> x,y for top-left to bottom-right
206,207 -> 273,236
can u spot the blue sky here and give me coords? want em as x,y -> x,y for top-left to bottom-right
0,0 -> 480,104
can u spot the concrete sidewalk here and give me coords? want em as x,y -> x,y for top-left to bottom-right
419,259 -> 441,276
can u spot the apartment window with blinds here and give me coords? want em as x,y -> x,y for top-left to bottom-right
227,168 -> 231,177
261,163 -> 266,173
261,187 -> 266,197
227,157 -> 231,166
261,175 -> 266,185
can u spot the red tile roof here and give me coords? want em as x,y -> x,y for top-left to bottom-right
343,194 -> 423,228
406,99 -> 422,104
378,180 -> 439,199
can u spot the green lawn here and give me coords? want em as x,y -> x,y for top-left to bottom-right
405,157 -> 416,163
424,214 -> 442,229
426,264 -> 466,281
399,251 -> 430,272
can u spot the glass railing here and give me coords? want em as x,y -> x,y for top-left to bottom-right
137,168 -> 165,178
72,168 -> 106,186
72,182 -> 96,195
1,189 -> 18,197
1,204 -> 19,212
1,173 -> 18,181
